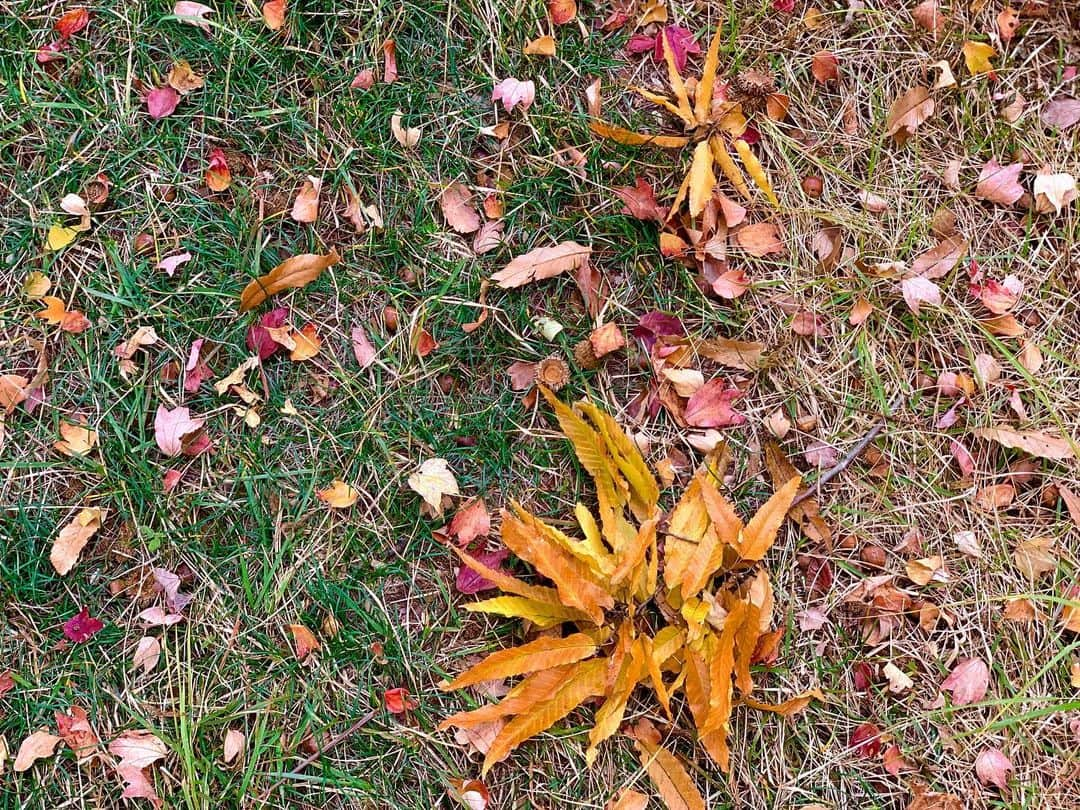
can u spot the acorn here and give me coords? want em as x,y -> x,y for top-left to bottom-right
860,544 -> 887,568
802,175 -> 824,198
534,355 -> 571,391
573,339 -> 600,370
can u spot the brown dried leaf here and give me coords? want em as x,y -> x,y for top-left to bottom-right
974,426 -> 1075,461
492,241 -> 591,289
884,86 -> 934,144
239,250 -> 340,311
439,182 -> 481,234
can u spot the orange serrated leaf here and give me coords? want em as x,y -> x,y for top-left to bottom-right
737,475 -> 801,560
441,633 -> 598,690
634,730 -> 707,810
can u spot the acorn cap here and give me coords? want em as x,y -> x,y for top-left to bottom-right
573,339 -> 600,370
534,355 -> 571,390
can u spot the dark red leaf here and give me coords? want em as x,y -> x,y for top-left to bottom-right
627,26 -> 701,73
456,548 -> 510,594
633,311 -> 686,354
246,307 -> 289,360
849,722 -> 881,758
63,607 -> 104,643
614,178 -> 668,222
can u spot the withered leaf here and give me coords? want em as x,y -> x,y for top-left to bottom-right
884,86 -> 934,144
239,250 -> 340,311
974,426 -> 1075,461
492,241 -> 591,288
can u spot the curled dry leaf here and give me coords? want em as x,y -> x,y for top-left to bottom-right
223,729 -> 246,763
167,59 -> 204,94
962,41 -> 996,76
524,35 -> 556,57
205,148 -> 231,191
390,110 -> 421,147
50,507 -> 104,576
735,222 -> 784,256
906,555 -> 947,586
239,249 -> 340,311
492,241 -> 591,288
1032,171 -> 1077,215
132,636 -> 161,673
439,182 -> 481,234
382,38 -> 398,83
173,2 -> 214,33
974,426 -> 1075,461
317,480 -> 360,508
290,176 -> 321,223
287,623 -> 319,661
448,778 -> 490,810
262,0 -> 285,30
884,86 -> 934,145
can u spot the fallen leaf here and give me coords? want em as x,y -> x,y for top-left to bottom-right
912,0 -> 946,38
132,637 -> 161,673
954,530 -> 981,558
906,781 -> 963,810
1003,598 -> 1036,623
1058,483 -> 1080,529
472,220 -> 504,255
247,307 -> 289,359
409,458 -> 459,515
906,555 -> 947,586
456,548 -> 510,595
975,159 -> 1024,205
205,148 -> 231,191
931,59 -> 957,89
0,374 -> 28,414
811,50 -> 839,82
54,420 -> 98,457
1041,97 -> 1080,130
492,241 -> 591,288
239,250 -> 340,311
547,0 -> 576,24
13,730 -> 61,772
1013,536 -> 1056,579
63,607 -> 104,643
974,426 -> 1075,461
883,662 -> 914,693
963,41 -> 996,75
173,1 -> 213,33
448,778 -> 490,810
382,38 -> 398,83
735,222 -> 784,256
858,190 -> 889,213
146,86 -> 180,119
351,68 -> 375,89
683,379 -> 746,428
384,686 -> 418,714
911,235 -> 966,279
884,86 -> 934,144
492,77 -> 536,113
975,747 -> 1013,790
290,176 -> 321,223
975,483 -> 1015,510
109,729 -> 167,806
796,608 -> 829,631
287,624 -> 319,660
157,251 -> 192,277
318,480 -> 360,508
50,507 -> 103,575
154,406 -> 207,457
940,657 -> 989,705
900,276 -> 941,313
589,323 -> 625,358
524,35 -> 556,57
606,789 -> 649,810
45,224 -> 78,252
883,744 -> 915,775
166,59 -> 204,94
390,110 -> 421,147
440,182 -> 481,233
447,498 -> 490,546
289,323 -> 321,361
223,729 -> 245,763
55,8 -> 90,37
1032,171 -> 1077,215
23,271 -> 52,298
138,606 -> 184,627
849,723 -> 881,758
262,0 -> 285,30
1061,584 -> 1080,633
688,141 -> 717,218
615,178 -> 667,221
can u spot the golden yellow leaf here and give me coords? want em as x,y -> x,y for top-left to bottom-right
524,35 -> 556,56
589,120 -> 690,149
634,732 -> 707,810
741,688 -> 823,716
658,25 -> 694,125
465,596 -> 588,628
738,476 -> 801,560
962,41 -> 996,75
439,664 -> 580,730
238,249 -> 340,312
587,638 -> 647,765
50,507 -> 104,576
702,602 -> 745,744
54,421 -> 98,457
607,790 -> 649,810
23,272 -> 51,298
317,480 -> 359,508
289,323 -> 321,361
710,136 -> 752,200
694,17 -> 725,125
733,138 -> 779,206
46,224 -> 78,252
441,633 -> 598,690
482,658 -> 607,774
733,601 -> 761,694
663,475 -> 711,592
688,141 -> 717,218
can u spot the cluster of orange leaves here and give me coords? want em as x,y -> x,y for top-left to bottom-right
439,387 -> 818,792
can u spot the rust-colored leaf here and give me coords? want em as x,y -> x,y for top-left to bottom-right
239,250 -> 340,311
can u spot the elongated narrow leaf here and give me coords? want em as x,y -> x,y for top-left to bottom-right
239,250 -> 340,311
577,400 -> 660,520
491,241 -> 591,289
482,658 -> 607,774
664,476 -> 711,591
632,85 -> 691,121
635,735 -> 707,810
659,25 -> 694,125
610,518 -> 657,586
694,17 -> 726,125
587,639 -> 647,765
512,502 -> 614,578
590,120 -> 690,149
738,476 -> 801,560
733,601 -> 761,694
465,596 -> 589,628
501,511 -> 613,623
439,664 -> 579,730
688,141 -> 717,218
741,688 -> 823,716
442,633 -> 597,690
703,602 -> 746,741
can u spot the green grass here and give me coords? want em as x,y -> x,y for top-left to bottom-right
3,1 -> 1079,808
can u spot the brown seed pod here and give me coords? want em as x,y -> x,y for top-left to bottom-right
730,69 -> 777,112
573,339 -> 600,370
534,355 -> 570,391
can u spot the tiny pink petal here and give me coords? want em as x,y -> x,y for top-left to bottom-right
156,251 -> 192,277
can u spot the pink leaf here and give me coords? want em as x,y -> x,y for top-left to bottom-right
153,567 -> 193,612
940,657 -> 989,705
173,1 -> 214,33
447,498 -> 490,546
975,159 -> 1025,206
683,380 -> 746,428
138,606 -> 184,627
796,608 -> 829,631
156,251 -> 192,277
63,607 -> 104,643
153,405 -> 206,457
803,440 -> 838,468
351,68 -> 375,89
950,439 -> 975,476
975,747 -> 1013,789
900,276 -> 941,314
456,548 -> 510,594
351,326 -> 377,368
632,311 -> 686,355
183,338 -> 212,393
491,77 -> 535,113
628,26 -> 702,72
162,468 -> 184,492
146,87 -> 180,119
614,178 -> 667,222
772,0 -> 795,11
36,39 -> 69,64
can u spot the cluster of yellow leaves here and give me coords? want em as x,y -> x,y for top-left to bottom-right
439,387 -> 811,799
590,19 -> 778,217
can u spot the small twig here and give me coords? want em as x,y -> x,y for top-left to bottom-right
255,710 -> 377,803
790,393 -> 905,508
